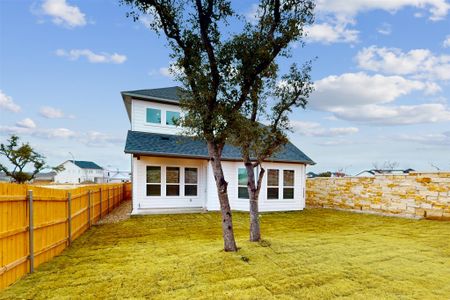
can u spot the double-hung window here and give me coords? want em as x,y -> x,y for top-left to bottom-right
146,108 -> 161,124
238,168 -> 249,199
146,166 -> 161,196
283,170 -> 295,199
267,169 -> 279,199
184,168 -> 198,196
166,111 -> 180,125
166,167 -> 180,196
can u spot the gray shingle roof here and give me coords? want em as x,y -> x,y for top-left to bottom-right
71,160 -> 103,170
124,131 -> 314,164
121,86 -> 181,103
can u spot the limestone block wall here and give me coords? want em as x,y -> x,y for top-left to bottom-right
306,172 -> 450,220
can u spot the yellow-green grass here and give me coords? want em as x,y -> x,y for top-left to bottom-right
2,209 -> 450,299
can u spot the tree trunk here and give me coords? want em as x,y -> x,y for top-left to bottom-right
207,142 -> 238,252
245,161 -> 264,242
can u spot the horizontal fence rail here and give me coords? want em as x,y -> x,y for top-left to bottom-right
0,182 -> 132,290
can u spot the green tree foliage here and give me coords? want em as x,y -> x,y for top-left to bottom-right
121,0 -> 314,251
230,63 -> 314,241
0,135 -> 63,183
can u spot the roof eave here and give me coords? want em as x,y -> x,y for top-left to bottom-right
124,149 -> 314,165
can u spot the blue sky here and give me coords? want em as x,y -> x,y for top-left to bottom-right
0,0 -> 449,174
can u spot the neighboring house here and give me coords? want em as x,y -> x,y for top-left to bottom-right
104,170 -> 131,183
122,86 -> 315,215
306,172 -> 318,178
54,160 -> 104,184
355,169 -> 415,177
33,171 -> 57,183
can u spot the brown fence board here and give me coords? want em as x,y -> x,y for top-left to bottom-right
0,182 -> 131,290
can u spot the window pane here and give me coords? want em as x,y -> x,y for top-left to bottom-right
267,188 -> 279,199
166,111 -> 180,125
185,168 -> 198,184
146,108 -> 161,124
146,166 -> 161,183
283,188 -> 294,199
166,167 -> 180,183
185,185 -> 197,196
283,170 -> 295,186
166,185 -> 180,196
147,185 -> 161,196
267,169 -> 279,186
238,187 -> 249,199
238,168 -> 247,185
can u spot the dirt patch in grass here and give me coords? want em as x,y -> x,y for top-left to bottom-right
1,209 -> 449,299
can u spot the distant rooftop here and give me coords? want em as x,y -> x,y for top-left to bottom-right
70,160 -> 103,170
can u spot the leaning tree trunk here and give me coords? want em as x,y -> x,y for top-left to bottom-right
245,161 -> 265,242
207,142 -> 238,252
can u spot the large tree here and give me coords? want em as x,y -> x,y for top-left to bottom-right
122,0 -> 314,251
0,135 -> 63,184
230,63 -> 314,241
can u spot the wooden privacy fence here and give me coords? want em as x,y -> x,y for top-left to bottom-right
0,182 -> 132,290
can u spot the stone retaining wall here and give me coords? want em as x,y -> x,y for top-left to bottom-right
306,172 -> 450,220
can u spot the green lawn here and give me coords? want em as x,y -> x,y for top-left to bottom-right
2,209 -> 450,299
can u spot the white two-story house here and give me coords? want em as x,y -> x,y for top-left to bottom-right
54,160 -> 104,184
122,86 -> 315,214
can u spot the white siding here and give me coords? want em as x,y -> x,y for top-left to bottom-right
206,161 -> 306,212
131,156 -> 208,214
132,156 -> 307,214
54,161 -> 82,184
131,99 -> 183,135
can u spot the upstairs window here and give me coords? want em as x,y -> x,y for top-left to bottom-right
166,111 -> 180,125
267,169 -> 279,199
238,168 -> 249,199
184,168 -> 198,196
166,167 -> 180,196
146,166 -> 161,196
283,170 -> 295,199
146,108 -> 161,124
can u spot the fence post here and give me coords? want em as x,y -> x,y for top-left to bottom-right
68,192 -> 72,246
99,188 -> 102,219
28,190 -> 34,273
88,190 -> 91,228
108,188 -> 110,213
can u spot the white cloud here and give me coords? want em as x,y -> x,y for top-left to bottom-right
377,23 -> 392,35
0,125 -> 76,139
316,0 -> 450,21
158,64 -> 184,78
443,35 -> 450,48
0,90 -> 21,112
396,131 -> 450,145
0,125 -> 122,145
356,46 -> 450,81
307,0 -> 449,44
55,49 -> 127,64
39,106 -> 66,119
16,118 -> 37,129
291,121 -> 359,137
331,103 -> 450,125
306,21 -> 359,44
40,0 -> 86,28
159,67 -> 172,77
310,72 -> 439,110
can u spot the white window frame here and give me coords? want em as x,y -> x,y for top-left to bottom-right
165,110 -> 181,126
283,170 -> 295,200
145,107 -> 162,125
266,169 -> 280,200
165,166 -> 181,197
146,165 -> 162,197
237,168 -> 249,199
184,167 -> 198,197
